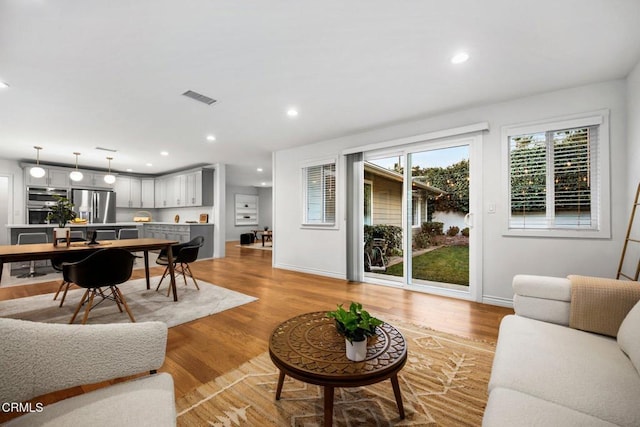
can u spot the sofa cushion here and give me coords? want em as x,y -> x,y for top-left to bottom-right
513,294 -> 570,325
512,274 -> 571,301
489,315 -> 640,427
5,373 -> 176,427
483,387 -> 618,427
618,300 -> 640,375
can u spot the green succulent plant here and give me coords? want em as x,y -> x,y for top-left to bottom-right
327,302 -> 383,343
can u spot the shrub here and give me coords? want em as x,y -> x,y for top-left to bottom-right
461,227 -> 470,237
364,224 -> 403,257
446,226 -> 460,236
413,232 -> 430,249
421,222 -> 444,236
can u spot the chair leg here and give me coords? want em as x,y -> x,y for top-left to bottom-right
184,263 -> 200,290
70,289 -> 90,324
53,280 -> 66,300
113,286 -> 135,323
155,266 -> 170,291
59,282 -> 72,308
110,286 -> 124,313
81,290 -> 97,325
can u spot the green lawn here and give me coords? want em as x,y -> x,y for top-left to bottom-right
384,246 -> 469,286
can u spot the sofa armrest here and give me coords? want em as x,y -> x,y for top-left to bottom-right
0,319 -> 168,403
512,275 -> 572,325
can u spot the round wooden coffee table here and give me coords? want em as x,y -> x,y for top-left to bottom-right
269,311 -> 407,426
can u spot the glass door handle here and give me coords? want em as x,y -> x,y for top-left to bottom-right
464,213 -> 473,227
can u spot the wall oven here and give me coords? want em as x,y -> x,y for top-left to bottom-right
26,187 -> 69,224
27,207 -> 52,225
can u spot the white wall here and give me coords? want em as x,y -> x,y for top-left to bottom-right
223,186 -> 273,241
0,159 -> 26,226
273,79 -> 628,302
628,60 -> 640,208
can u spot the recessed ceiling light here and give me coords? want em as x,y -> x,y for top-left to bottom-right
146,163 -> 153,167
257,167 -> 263,172
126,168 -> 133,172
261,182 -> 266,186
206,135 -> 216,142
160,151 -> 169,156
0,81 -> 9,89
286,108 -> 299,117
451,52 -> 469,64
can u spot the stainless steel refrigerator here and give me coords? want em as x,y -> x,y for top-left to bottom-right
71,189 -> 116,224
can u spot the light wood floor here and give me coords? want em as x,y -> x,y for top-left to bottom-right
0,241 -> 513,420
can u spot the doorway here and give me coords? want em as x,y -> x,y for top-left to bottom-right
361,135 -> 482,301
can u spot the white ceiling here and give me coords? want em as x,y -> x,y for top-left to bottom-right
1,0 -> 640,187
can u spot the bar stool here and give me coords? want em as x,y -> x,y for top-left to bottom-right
95,230 -> 117,241
16,232 -> 49,278
118,229 -> 139,240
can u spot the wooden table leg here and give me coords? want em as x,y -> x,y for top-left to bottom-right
324,386 -> 334,427
275,371 -> 285,400
144,250 -> 150,289
0,261 -> 4,284
167,245 -> 178,302
390,374 -> 405,419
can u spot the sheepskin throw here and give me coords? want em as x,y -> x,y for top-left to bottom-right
568,275 -> 640,337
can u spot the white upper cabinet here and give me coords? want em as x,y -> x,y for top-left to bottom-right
140,179 -> 154,209
115,176 -> 148,208
25,166 -> 69,188
154,168 -> 213,208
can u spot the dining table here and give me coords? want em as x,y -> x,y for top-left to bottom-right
0,238 -> 182,301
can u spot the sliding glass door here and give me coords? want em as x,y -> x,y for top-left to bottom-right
362,135 -> 481,301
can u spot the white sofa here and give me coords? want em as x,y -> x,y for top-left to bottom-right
0,318 -> 176,426
483,275 -> 640,427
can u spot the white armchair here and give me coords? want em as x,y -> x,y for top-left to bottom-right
0,318 -> 176,426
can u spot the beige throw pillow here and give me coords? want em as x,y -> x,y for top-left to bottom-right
618,300 -> 640,374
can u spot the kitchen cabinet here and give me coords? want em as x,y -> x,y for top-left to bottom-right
70,171 -> 114,189
140,179 -> 154,208
154,168 -> 213,208
115,176 -> 154,208
25,166 -> 69,188
115,176 -> 142,208
142,223 -> 214,258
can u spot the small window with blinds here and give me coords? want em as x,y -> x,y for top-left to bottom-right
303,162 -> 336,226
503,111 -> 610,238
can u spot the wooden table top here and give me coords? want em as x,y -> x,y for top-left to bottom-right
269,311 -> 407,385
0,238 -> 178,262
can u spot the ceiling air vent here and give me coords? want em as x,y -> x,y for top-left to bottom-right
182,90 -> 217,106
95,146 -> 118,153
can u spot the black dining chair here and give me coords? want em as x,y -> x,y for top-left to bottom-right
63,248 -> 137,324
51,233 -> 88,307
155,236 -> 204,297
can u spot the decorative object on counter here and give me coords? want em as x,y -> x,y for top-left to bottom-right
174,214 -> 180,223
199,213 -> 208,223
104,156 -> 116,184
53,228 -> 71,247
46,195 -> 76,228
69,152 -> 83,182
133,211 -> 152,222
327,302 -> 383,362
29,146 -> 46,178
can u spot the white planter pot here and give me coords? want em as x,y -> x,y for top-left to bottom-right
53,227 -> 70,247
345,338 -> 367,362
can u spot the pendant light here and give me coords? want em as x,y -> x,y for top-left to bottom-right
104,157 -> 116,184
29,146 -> 46,178
69,152 -> 83,182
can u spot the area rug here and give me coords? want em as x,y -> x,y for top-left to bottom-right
176,321 -> 495,426
0,277 -> 258,327
235,242 -> 272,251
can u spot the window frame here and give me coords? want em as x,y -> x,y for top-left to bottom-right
501,110 -> 610,239
301,158 -> 338,228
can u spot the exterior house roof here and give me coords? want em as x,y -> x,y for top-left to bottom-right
364,162 -> 446,195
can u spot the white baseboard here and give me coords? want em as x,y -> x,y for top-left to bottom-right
482,295 -> 514,308
272,262 -> 346,280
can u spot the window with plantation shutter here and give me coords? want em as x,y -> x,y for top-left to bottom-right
303,162 -> 336,225
503,111 -> 610,238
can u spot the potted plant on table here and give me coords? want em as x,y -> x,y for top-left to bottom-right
327,302 -> 383,362
46,195 -> 76,246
